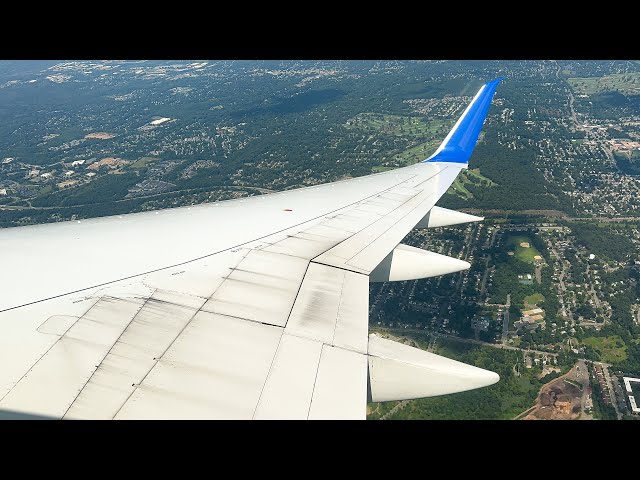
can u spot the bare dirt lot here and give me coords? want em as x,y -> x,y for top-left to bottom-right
522,365 -> 584,420
84,132 -> 117,139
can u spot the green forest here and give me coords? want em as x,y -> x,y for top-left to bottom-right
568,222 -> 637,262
368,336 -> 563,420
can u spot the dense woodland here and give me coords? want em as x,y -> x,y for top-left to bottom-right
370,337 -> 571,420
568,222 -> 637,262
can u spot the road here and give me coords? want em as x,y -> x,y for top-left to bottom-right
479,226 -> 498,296
553,67 -> 624,181
376,327 -> 559,358
534,264 -> 542,284
462,208 -> 640,222
585,263 -> 602,310
488,226 -> 499,248
455,224 -> 476,291
379,400 -> 410,420
555,60 -> 579,131
479,264 -> 493,296
576,360 -> 593,420
501,293 -> 511,344
568,83 -> 578,129
550,243 -> 570,319
589,285 -> 602,310
0,184 -> 276,211
599,362 -> 623,420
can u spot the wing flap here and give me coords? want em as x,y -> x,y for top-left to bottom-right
308,345 -> 368,420
0,296 -> 147,417
115,311 -> 283,419
201,249 -> 308,327
253,334 -> 323,420
64,290 -> 205,419
285,263 -> 369,353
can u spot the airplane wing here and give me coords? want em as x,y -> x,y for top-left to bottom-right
0,78 -> 503,419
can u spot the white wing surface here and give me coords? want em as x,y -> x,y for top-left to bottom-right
0,79 -> 503,419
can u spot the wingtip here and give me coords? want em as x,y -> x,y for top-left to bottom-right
422,76 -> 504,165
484,77 -> 505,93
367,336 -> 503,401
485,370 -> 500,386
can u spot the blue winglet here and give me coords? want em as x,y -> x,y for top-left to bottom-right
423,78 -> 504,165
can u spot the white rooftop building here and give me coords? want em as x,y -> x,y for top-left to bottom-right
623,377 -> 640,414
150,117 -> 171,126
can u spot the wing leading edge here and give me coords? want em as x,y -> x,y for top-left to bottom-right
0,78 -> 503,419
424,77 -> 504,165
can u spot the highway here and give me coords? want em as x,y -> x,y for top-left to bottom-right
462,208 -> 640,223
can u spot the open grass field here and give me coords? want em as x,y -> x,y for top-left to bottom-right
130,156 -> 159,169
346,113 -> 449,138
39,185 -> 53,196
449,168 -> 496,199
582,335 -> 627,364
392,140 -> 440,165
524,293 -> 545,305
450,176 -> 473,199
506,234 -> 541,264
568,73 -> 640,96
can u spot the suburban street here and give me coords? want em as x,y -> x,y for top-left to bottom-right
502,293 -> 510,344
599,361 -> 623,419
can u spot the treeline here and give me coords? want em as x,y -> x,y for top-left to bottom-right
31,172 -> 141,207
0,186 -> 262,228
440,136 -> 575,214
614,151 -> 640,176
487,254 -> 535,306
588,264 -> 640,373
530,229 -> 552,264
377,340 -> 543,420
568,222 -> 636,262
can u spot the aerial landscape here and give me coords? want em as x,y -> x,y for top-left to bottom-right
1,60 -> 639,420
